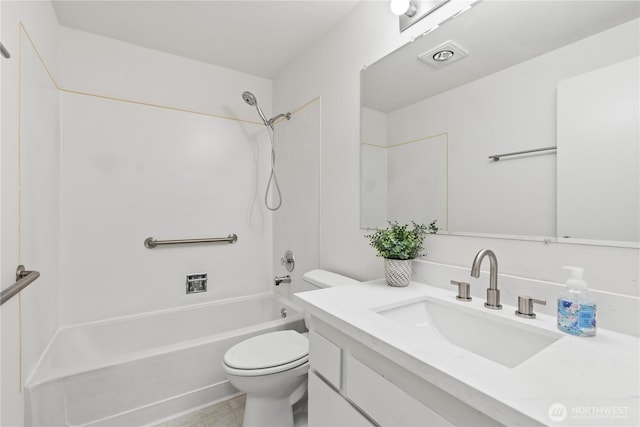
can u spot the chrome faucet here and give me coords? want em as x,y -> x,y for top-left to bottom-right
470,249 -> 502,310
274,275 -> 291,286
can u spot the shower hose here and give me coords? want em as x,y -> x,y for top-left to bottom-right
265,125 -> 282,211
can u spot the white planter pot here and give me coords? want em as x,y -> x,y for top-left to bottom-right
384,258 -> 412,287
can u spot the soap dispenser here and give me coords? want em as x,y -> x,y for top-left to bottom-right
557,266 -> 596,337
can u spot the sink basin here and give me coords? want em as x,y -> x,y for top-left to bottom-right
376,298 -> 562,368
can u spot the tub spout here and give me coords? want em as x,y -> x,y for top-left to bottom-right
274,275 -> 291,286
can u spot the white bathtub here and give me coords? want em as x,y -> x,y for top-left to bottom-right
25,293 -> 305,426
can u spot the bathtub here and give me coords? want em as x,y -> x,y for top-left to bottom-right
25,293 -> 305,426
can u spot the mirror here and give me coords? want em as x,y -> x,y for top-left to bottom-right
360,0 -> 639,247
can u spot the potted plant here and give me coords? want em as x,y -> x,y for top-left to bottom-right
365,221 -> 436,287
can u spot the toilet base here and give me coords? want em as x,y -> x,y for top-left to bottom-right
243,396 -> 294,427
222,333 -> 310,427
293,394 -> 309,427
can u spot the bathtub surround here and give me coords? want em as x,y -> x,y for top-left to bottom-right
271,99 -> 321,301
1,2 -> 61,425
57,27 -> 277,325
60,90 -> 273,323
2,8 -> 273,426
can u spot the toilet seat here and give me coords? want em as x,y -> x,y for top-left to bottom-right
223,355 -> 309,377
223,330 -> 309,376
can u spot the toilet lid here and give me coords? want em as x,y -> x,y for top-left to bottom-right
224,330 -> 309,370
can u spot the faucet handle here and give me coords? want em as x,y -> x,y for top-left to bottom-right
515,296 -> 546,319
450,280 -> 472,302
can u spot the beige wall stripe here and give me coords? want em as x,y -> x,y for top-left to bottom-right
361,132 -> 449,149
19,22 -> 59,89
20,23 -> 319,128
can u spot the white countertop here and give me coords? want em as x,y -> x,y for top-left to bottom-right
294,280 -> 639,426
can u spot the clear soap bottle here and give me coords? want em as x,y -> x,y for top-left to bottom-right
557,266 -> 597,337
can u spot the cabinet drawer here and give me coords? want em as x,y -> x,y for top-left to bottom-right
308,371 -> 373,427
346,355 -> 454,426
309,330 -> 342,388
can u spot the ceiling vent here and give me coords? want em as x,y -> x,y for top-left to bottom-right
418,40 -> 468,68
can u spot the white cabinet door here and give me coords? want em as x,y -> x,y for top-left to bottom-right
346,355 -> 454,426
308,371 -> 373,427
309,330 -> 342,388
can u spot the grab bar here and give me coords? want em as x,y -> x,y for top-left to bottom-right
144,234 -> 238,249
489,146 -> 556,161
1,265 -> 40,305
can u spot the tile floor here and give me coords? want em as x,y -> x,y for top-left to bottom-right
156,394 -> 246,427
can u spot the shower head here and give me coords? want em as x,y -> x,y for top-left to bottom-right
242,91 -> 269,126
242,90 -> 292,128
242,91 -> 257,106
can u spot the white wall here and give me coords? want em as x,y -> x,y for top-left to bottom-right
271,100 -> 321,299
1,1 -> 61,425
273,1 -> 639,296
57,27 -> 275,324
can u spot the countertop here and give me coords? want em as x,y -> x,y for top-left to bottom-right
294,280 -> 639,426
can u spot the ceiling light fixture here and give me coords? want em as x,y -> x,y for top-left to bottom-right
432,50 -> 454,62
390,0 -> 417,17
418,40 -> 468,68
390,0 -> 451,32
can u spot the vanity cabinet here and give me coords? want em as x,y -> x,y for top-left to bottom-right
308,330 -> 372,426
307,321 -> 501,427
308,371 -> 372,427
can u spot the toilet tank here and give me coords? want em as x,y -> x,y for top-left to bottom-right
292,269 -> 359,294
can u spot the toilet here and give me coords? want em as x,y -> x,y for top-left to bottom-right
222,269 -> 359,427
